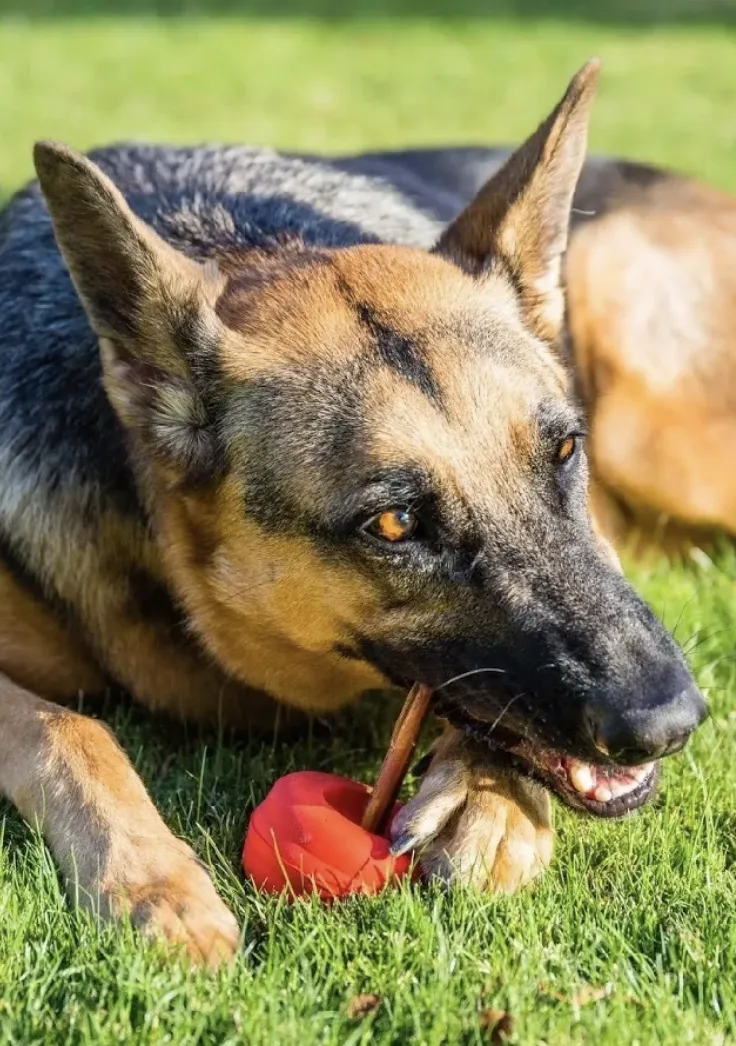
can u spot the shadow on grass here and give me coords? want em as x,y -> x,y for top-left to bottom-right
2,0 -> 734,23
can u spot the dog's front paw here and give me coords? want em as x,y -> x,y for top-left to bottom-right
390,730 -> 553,893
99,840 -> 240,968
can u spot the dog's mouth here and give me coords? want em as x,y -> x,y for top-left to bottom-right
509,741 -> 659,817
435,701 -> 660,818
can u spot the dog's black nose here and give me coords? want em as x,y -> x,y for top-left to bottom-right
584,685 -> 708,765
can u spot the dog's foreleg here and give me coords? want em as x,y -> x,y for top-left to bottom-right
391,725 -> 554,892
0,671 -> 239,966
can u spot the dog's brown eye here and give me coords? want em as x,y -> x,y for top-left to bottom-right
557,435 -> 577,464
366,509 -> 418,543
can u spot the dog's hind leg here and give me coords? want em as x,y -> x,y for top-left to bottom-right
0,567 -> 240,968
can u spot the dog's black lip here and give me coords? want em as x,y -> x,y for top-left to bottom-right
433,697 -> 660,818
526,757 -> 661,818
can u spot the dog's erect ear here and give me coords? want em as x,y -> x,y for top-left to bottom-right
434,60 -> 600,345
34,141 -> 225,480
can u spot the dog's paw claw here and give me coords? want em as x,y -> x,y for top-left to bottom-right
389,832 -> 419,857
390,755 -> 469,852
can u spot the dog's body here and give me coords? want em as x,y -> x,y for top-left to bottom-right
0,65 -> 715,964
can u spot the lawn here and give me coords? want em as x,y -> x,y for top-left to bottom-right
1,1 -> 736,1043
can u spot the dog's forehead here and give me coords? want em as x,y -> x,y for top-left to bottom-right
326,243 -> 507,325
217,243 -> 570,511
362,349 -> 567,490
216,242 -> 530,380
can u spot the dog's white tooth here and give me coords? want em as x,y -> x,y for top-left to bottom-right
631,763 -> 653,783
608,778 -> 633,799
569,760 -> 595,794
594,783 -> 613,803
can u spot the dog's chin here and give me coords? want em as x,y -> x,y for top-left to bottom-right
436,702 -> 660,818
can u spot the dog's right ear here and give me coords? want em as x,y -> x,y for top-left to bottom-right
34,142 -> 226,479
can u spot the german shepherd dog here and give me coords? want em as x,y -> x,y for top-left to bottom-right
0,61 -> 713,966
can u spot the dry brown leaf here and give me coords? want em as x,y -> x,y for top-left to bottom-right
479,1008 -> 514,1043
347,993 -> 381,1019
538,981 -> 614,1006
571,983 -> 614,1006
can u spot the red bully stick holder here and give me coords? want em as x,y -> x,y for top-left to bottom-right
243,683 -> 432,900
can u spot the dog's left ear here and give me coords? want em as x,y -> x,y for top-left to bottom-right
434,60 -> 600,346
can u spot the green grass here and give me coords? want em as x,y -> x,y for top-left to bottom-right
1,2 -> 736,1043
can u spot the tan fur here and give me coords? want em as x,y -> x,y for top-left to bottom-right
0,564 -> 105,699
0,491 -> 278,728
156,477 -> 390,712
567,172 -> 736,552
365,347 -> 563,488
217,251 -> 367,379
216,244 -> 518,381
391,725 -> 553,892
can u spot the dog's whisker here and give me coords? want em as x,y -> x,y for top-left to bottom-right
485,693 -> 524,736
443,685 -> 501,706
433,667 -> 506,693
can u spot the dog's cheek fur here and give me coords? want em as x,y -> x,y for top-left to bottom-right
150,474 -> 392,711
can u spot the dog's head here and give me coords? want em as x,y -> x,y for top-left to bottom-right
35,61 -> 706,817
